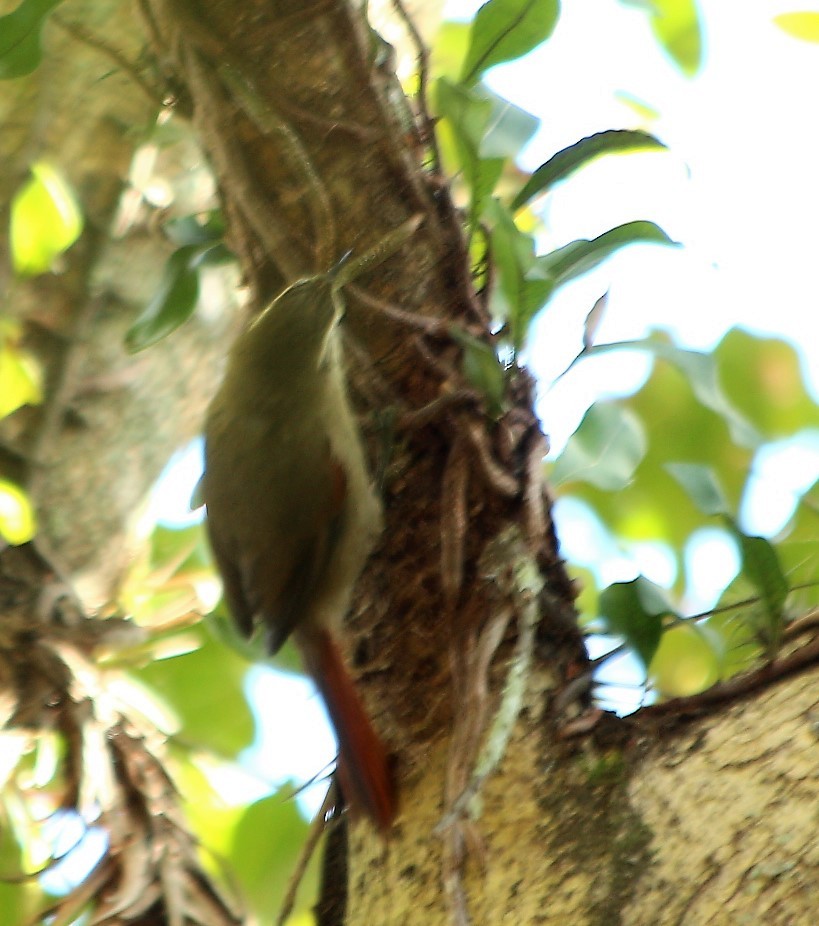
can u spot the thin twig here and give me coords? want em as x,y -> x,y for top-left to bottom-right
275,785 -> 338,926
522,431 -> 549,545
440,434 -> 469,605
52,13 -> 164,104
347,282 -> 447,335
636,632 -> 819,720
390,0 -> 442,173
463,420 -> 518,498
398,389 -> 480,431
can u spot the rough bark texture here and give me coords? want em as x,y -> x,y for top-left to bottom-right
626,673 -> 819,924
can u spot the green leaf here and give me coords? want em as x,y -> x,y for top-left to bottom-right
584,332 -> 759,448
614,90 -> 660,122
229,792 -> 314,922
433,35 -> 540,163
461,0 -> 560,86
555,336 -> 757,586
133,626 -> 254,758
551,403 -> 647,491
196,241 -> 234,266
649,622 -> 721,697
163,210 -> 226,247
716,329 -> 819,439
662,464 -> 788,655
450,326 -> 507,418
776,480 -> 819,613
435,77 -> 505,221
149,522 -> 210,573
203,600 -> 304,675
125,245 -> 203,352
570,564 -> 600,627
644,0 -> 702,75
435,77 -> 493,160
0,332 -> 42,419
430,20 -> 471,81
0,0 -> 63,79
0,479 -> 36,545
598,576 -> 674,668
480,92 -> 540,159
537,221 -> 677,288
0,805 -> 33,925
485,198 -> 553,347
705,606 -> 761,680
511,129 -> 667,211
171,757 -> 246,859
0,883 -> 29,926
773,12 -> 819,43
779,479 -> 819,545
666,463 -> 728,516
727,525 -> 788,650
779,540 -> 819,615
10,162 -> 83,275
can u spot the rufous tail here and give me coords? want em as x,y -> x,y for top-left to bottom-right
301,628 -> 395,831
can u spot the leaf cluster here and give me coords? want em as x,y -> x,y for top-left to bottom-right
551,329 -> 819,700
432,5 -> 676,356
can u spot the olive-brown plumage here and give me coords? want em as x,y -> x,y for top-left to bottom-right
203,273 -> 393,828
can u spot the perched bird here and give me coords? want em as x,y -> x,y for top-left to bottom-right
202,269 -> 393,829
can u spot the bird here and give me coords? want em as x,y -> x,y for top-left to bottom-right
202,268 -> 394,829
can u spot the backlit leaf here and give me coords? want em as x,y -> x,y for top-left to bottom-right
649,622 -> 721,697
537,221 -> 677,288
552,404 -> 647,491
643,0 -> 702,75
461,0 -> 560,86
727,525 -> 788,652
133,626 -> 254,758
0,337 -> 43,419
666,463 -> 728,516
511,129 -> 666,212
480,93 -> 540,159
716,329 -> 819,438
0,480 -> 36,545
598,576 -> 674,667
230,792 -> 313,922
485,198 -> 553,347
556,338 -> 757,583
435,77 -> 506,221
774,12 -> 819,43
10,163 -> 83,276
585,332 -> 759,447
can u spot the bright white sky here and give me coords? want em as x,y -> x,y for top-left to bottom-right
149,0 -> 819,812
